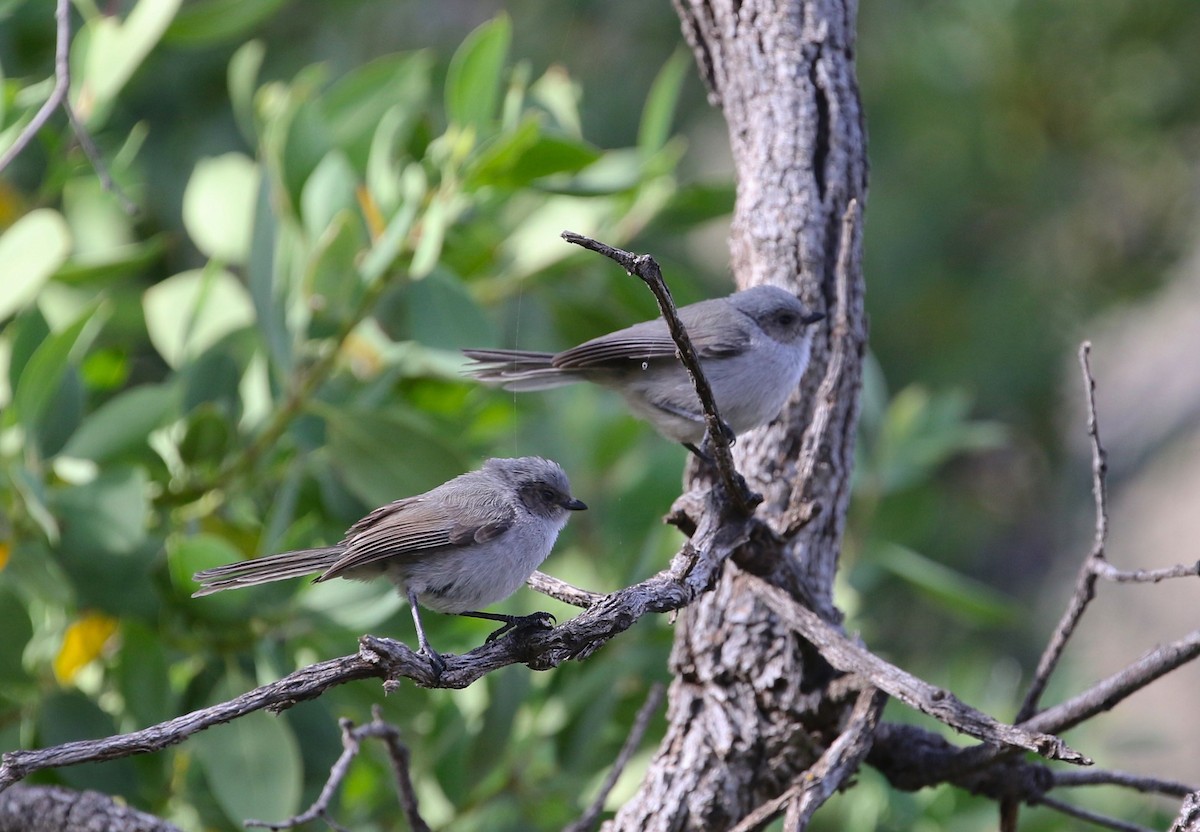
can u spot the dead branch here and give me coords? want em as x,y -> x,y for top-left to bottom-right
246,706 -> 429,832
730,685 -> 886,832
741,571 -> 1088,764
560,230 -> 759,514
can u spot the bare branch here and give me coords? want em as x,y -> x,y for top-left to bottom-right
1016,341 -> 1110,722
1053,769 -> 1196,798
941,628 -> 1200,780
246,706 -> 429,832
560,230 -> 760,514
1092,560 -> 1200,584
1023,628 -> 1200,737
729,685 -> 885,832
0,0 -> 70,174
527,570 -> 604,608
0,654 -> 380,792
741,572 -> 1089,764
1036,795 -> 1157,832
565,683 -> 666,832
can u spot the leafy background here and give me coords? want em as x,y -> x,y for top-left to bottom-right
2,1 -> 1199,829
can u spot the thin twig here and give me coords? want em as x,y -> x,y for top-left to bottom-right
246,706 -> 430,832
560,230 -> 760,515
527,570 -> 604,608
63,102 -> 138,215
788,199 -> 859,535
564,683 -> 666,832
943,627 -> 1200,779
1092,560 -> 1200,584
0,0 -> 137,214
1036,795 -> 1158,832
1023,628 -> 1200,737
1016,342 -> 1109,722
729,685 -> 886,832
374,705 -> 431,832
0,0 -> 71,174
1053,769 -> 1195,798
741,572 -> 1089,764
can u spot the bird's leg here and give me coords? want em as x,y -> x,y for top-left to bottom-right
408,590 -> 445,676
457,610 -> 557,643
684,419 -> 737,463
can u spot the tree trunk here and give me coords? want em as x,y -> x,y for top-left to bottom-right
608,1 -> 868,828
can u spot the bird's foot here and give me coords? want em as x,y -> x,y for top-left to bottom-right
486,611 -> 557,643
418,644 -> 446,678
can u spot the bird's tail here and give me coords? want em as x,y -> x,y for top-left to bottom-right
192,547 -> 344,597
461,348 -> 584,391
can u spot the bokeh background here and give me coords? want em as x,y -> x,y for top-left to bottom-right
2,1 -> 1199,829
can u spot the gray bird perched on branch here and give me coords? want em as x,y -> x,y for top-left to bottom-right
192,457 -> 586,673
463,285 -> 824,454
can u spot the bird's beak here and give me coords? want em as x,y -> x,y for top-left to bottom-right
802,311 -> 826,325
562,498 -> 588,511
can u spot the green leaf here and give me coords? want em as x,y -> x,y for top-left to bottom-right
79,0 -> 183,122
530,65 -> 582,136
445,13 -> 511,132
307,210 -> 368,325
0,209 -> 72,322
11,301 -> 107,434
182,153 -> 261,264
299,578 -> 403,631
39,691 -> 139,795
113,620 -> 173,726
875,386 -> 1007,493
228,40 -> 266,145
638,49 -> 690,156
0,586 -> 33,685
466,120 -> 600,189
62,383 -> 180,463
245,174 -> 291,373
360,163 -> 426,284
320,405 -> 468,507
300,150 -> 359,240
404,268 -> 495,350
320,52 -> 433,170
410,193 -> 452,279
192,673 -> 303,825
654,181 -> 736,229
168,534 -> 250,604
143,268 -> 256,368
870,542 -> 1018,625
164,0 -> 288,46
55,467 -> 150,556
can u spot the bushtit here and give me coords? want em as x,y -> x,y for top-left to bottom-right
192,457 -> 586,672
464,285 -> 823,453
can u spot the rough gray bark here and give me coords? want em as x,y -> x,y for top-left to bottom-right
0,785 -> 181,832
608,1 -> 868,829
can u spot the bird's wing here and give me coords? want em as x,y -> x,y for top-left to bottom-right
318,495 -> 515,580
553,299 -> 749,369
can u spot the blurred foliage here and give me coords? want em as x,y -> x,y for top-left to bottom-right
0,0 -> 1195,830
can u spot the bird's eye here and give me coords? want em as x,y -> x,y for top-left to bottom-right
540,488 -> 557,502
776,312 -> 797,327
